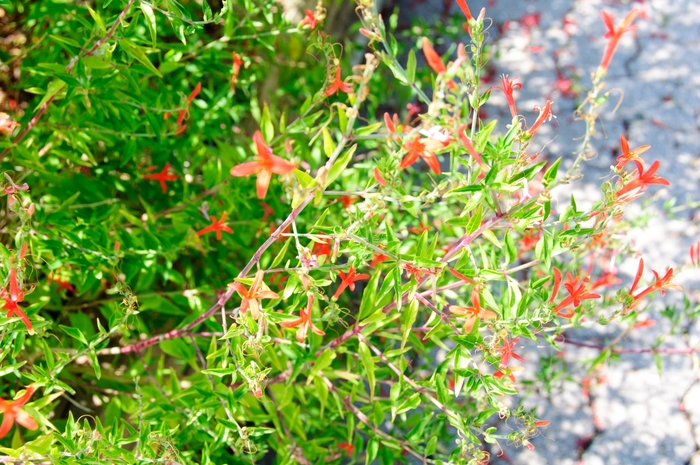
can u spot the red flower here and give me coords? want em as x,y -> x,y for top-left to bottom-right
279,293 -> 325,342
448,267 -> 475,285
338,441 -> 355,457
633,268 -> 681,301
552,276 -> 601,318
337,195 -> 357,209
173,82 -> 201,128
1,268 -> 33,333
299,9 -> 318,28
231,53 -> 243,91
616,160 -> 670,200
549,267 -> 562,304
400,135 -> 441,175
333,266 -> 369,300
455,0 -> 473,21
690,240 -> 700,266
373,167 -> 388,186
324,67 -> 353,96
143,163 -> 178,193
230,131 -> 297,199
615,134 -> 650,170
261,202 -> 275,222
0,385 -> 37,438
229,270 -> 279,320
591,271 -> 622,290
48,271 -> 76,294
527,100 -> 553,137
449,288 -> 497,332
196,212 -> 233,240
494,74 -> 522,118
383,112 -> 396,134
422,37 -> 446,74
312,239 -> 332,258
457,124 -> 487,169
370,251 -> 390,267
497,336 -> 526,368
598,9 -> 639,73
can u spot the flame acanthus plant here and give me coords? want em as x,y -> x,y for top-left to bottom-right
0,0 -> 691,463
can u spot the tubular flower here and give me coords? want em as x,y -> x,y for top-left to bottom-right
449,287 -> 497,333
494,74 -> 522,118
228,270 -> 279,320
422,37 -> 446,74
598,9 -> 639,74
324,67 -> 353,96
633,268 -> 681,301
279,293 -> 325,342
0,385 -> 37,438
616,160 -> 670,200
373,167 -> 388,186
455,0 -> 473,21
231,53 -> 243,91
299,9 -> 318,28
143,163 -> 178,193
230,131 -> 297,199
196,212 -> 233,240
615,135 -> 650,170
552,276 -> 601,318
333,266 -> 369,300
1,268 -> 33,333
399,135 -> 442,175
311,239 -> 332,258
549,267 -> 562,303
497,336 -> 526,368
457,124 -> 487,169
526,100 -> 553,137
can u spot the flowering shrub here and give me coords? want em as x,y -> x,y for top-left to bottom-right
0,0 -> 693,463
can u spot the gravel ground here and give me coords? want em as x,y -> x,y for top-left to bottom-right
395,0 -> 700,463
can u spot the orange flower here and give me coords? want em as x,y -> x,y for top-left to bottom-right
616,160 -> 670,200
422,37 -> 446,74
615,134 -> 650,170
228,270 -> 279,320
324,67 -> 353,96
373,167 -> 388,186
598,9 -> 639,73
337,195 -> 357,209
231,53 -> 243,91
0,385 -> 37,438
457,124 -> 487,169
279,293 -> 325,342
552,275 -> 601,318
1,268 -> 33,333
526,100 -> 553,137
399,135 -> 442,175
455,0 -> 473,21
496,336 -> 526,368
494,74 -> 522,118
230,131 -> 297,199
143,163 -> 178,193
449,288 -> 497,332
299,9 -> 318,28
333,266 -> 369,300
196,212 -> 233,240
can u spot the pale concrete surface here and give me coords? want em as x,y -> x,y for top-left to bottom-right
396,0 -> 700,462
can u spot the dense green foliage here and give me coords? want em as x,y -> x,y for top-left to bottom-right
0,0 -> 689,464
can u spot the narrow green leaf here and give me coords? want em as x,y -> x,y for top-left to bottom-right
358,341 -> 375,401
118,38 -> 163,77
140,3 -> 157,48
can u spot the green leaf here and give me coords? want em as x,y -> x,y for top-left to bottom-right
406,49 -> 416,82
324,144 -> 356,188
35,79 -> 66,110
261,104 -> 274,141
140,3 -> 158,48
401,299 -> 419,349
504,230 -> 516,264
358,272 -> 380,321
358,341 -> 375,401
118,38 -> 163,77
322,128 -> 335,158
87,6 -> 107,33
542,157 -> 562,187
59,325 -> 88,346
